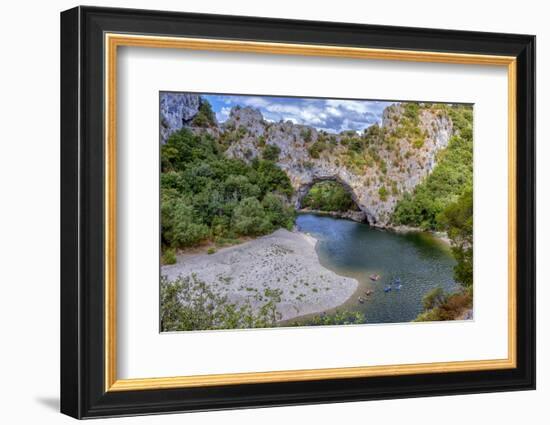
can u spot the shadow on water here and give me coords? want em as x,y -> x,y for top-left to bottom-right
295,213 -> 458,324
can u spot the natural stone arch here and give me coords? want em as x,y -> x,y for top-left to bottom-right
293,175 -> 376,225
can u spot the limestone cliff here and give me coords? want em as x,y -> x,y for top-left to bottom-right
161,94 -> 455,227
160,93 -> 202,144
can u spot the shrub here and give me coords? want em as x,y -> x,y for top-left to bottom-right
301,128 -> 312,142
160,275 -> 282,331
262,144 -> 281,161
162,248 -> 177,265
191,100 -> 216,127
292,310 -> 365,326
378,185 -> 388,201
161,196 -> 209,248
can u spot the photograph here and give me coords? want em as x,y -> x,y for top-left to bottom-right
159,92 -> 474,331
57,4 -> 536,419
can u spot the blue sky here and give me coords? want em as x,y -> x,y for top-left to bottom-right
202,94 -> 391,134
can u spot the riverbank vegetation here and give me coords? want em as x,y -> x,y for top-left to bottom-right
161,128 -> 295,261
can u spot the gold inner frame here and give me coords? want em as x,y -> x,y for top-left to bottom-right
104,33 -> 517,392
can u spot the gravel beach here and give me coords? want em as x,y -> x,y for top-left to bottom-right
161,229 -> 358,322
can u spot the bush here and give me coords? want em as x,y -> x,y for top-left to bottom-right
262,144 -> 281,161
292,310 -> 365,326
262,193 -> 295,229
160,275 -> 282,331
161,196 -> 209,248
162,248 -> 177,265
415,287 -> 473,322
308,143 -> 321,159
422,287 -> 445,310
232,197 -> 271,236
439,188 -> 473,287
191,100 -> 216,127
301,128 -> 312,142
378,185 -> 388,201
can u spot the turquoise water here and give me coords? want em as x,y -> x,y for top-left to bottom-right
296,213 -> 458,323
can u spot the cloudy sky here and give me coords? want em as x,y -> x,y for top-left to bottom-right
202,94 -> 392,134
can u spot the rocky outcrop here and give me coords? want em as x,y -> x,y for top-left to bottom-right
160,94 -> 455,227
160,93 -> 202,144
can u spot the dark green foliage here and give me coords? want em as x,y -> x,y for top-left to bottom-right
161,195 -> 209,248
231,197 -> 271,236
262,144 -> 281,161
378,185 -> 388,201
302,181 -> 358,212
161,129 -> 294,251
160,275 -> 282,331
162,248 -> 176,265
191,100 -> 216,127
439,188 -> 473,287
403,102 -> 420,124
257,135 -> 266,147
308,142 -> 325,159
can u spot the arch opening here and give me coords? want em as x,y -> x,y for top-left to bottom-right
294,177 -> 372,224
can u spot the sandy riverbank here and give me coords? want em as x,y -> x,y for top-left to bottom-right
161,229 -> 358,322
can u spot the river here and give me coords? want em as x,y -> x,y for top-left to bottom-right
296,213 -> 458,323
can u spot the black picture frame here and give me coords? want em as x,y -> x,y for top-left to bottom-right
60,5 -> 536,419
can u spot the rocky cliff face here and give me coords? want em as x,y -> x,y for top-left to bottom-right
160,93 -> 202,144
161,94 -> 454,227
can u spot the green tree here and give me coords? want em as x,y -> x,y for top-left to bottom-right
191,100 -> 216,127
232,197 -> 271,236
161,196 -> 209,248
439,188 -> 473,287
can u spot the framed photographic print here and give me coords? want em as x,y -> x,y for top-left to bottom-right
60,6 -> 535,419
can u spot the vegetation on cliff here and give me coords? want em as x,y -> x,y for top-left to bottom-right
392,105 -> 473,231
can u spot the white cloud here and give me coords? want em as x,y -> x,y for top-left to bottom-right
216,106 -> 232,122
